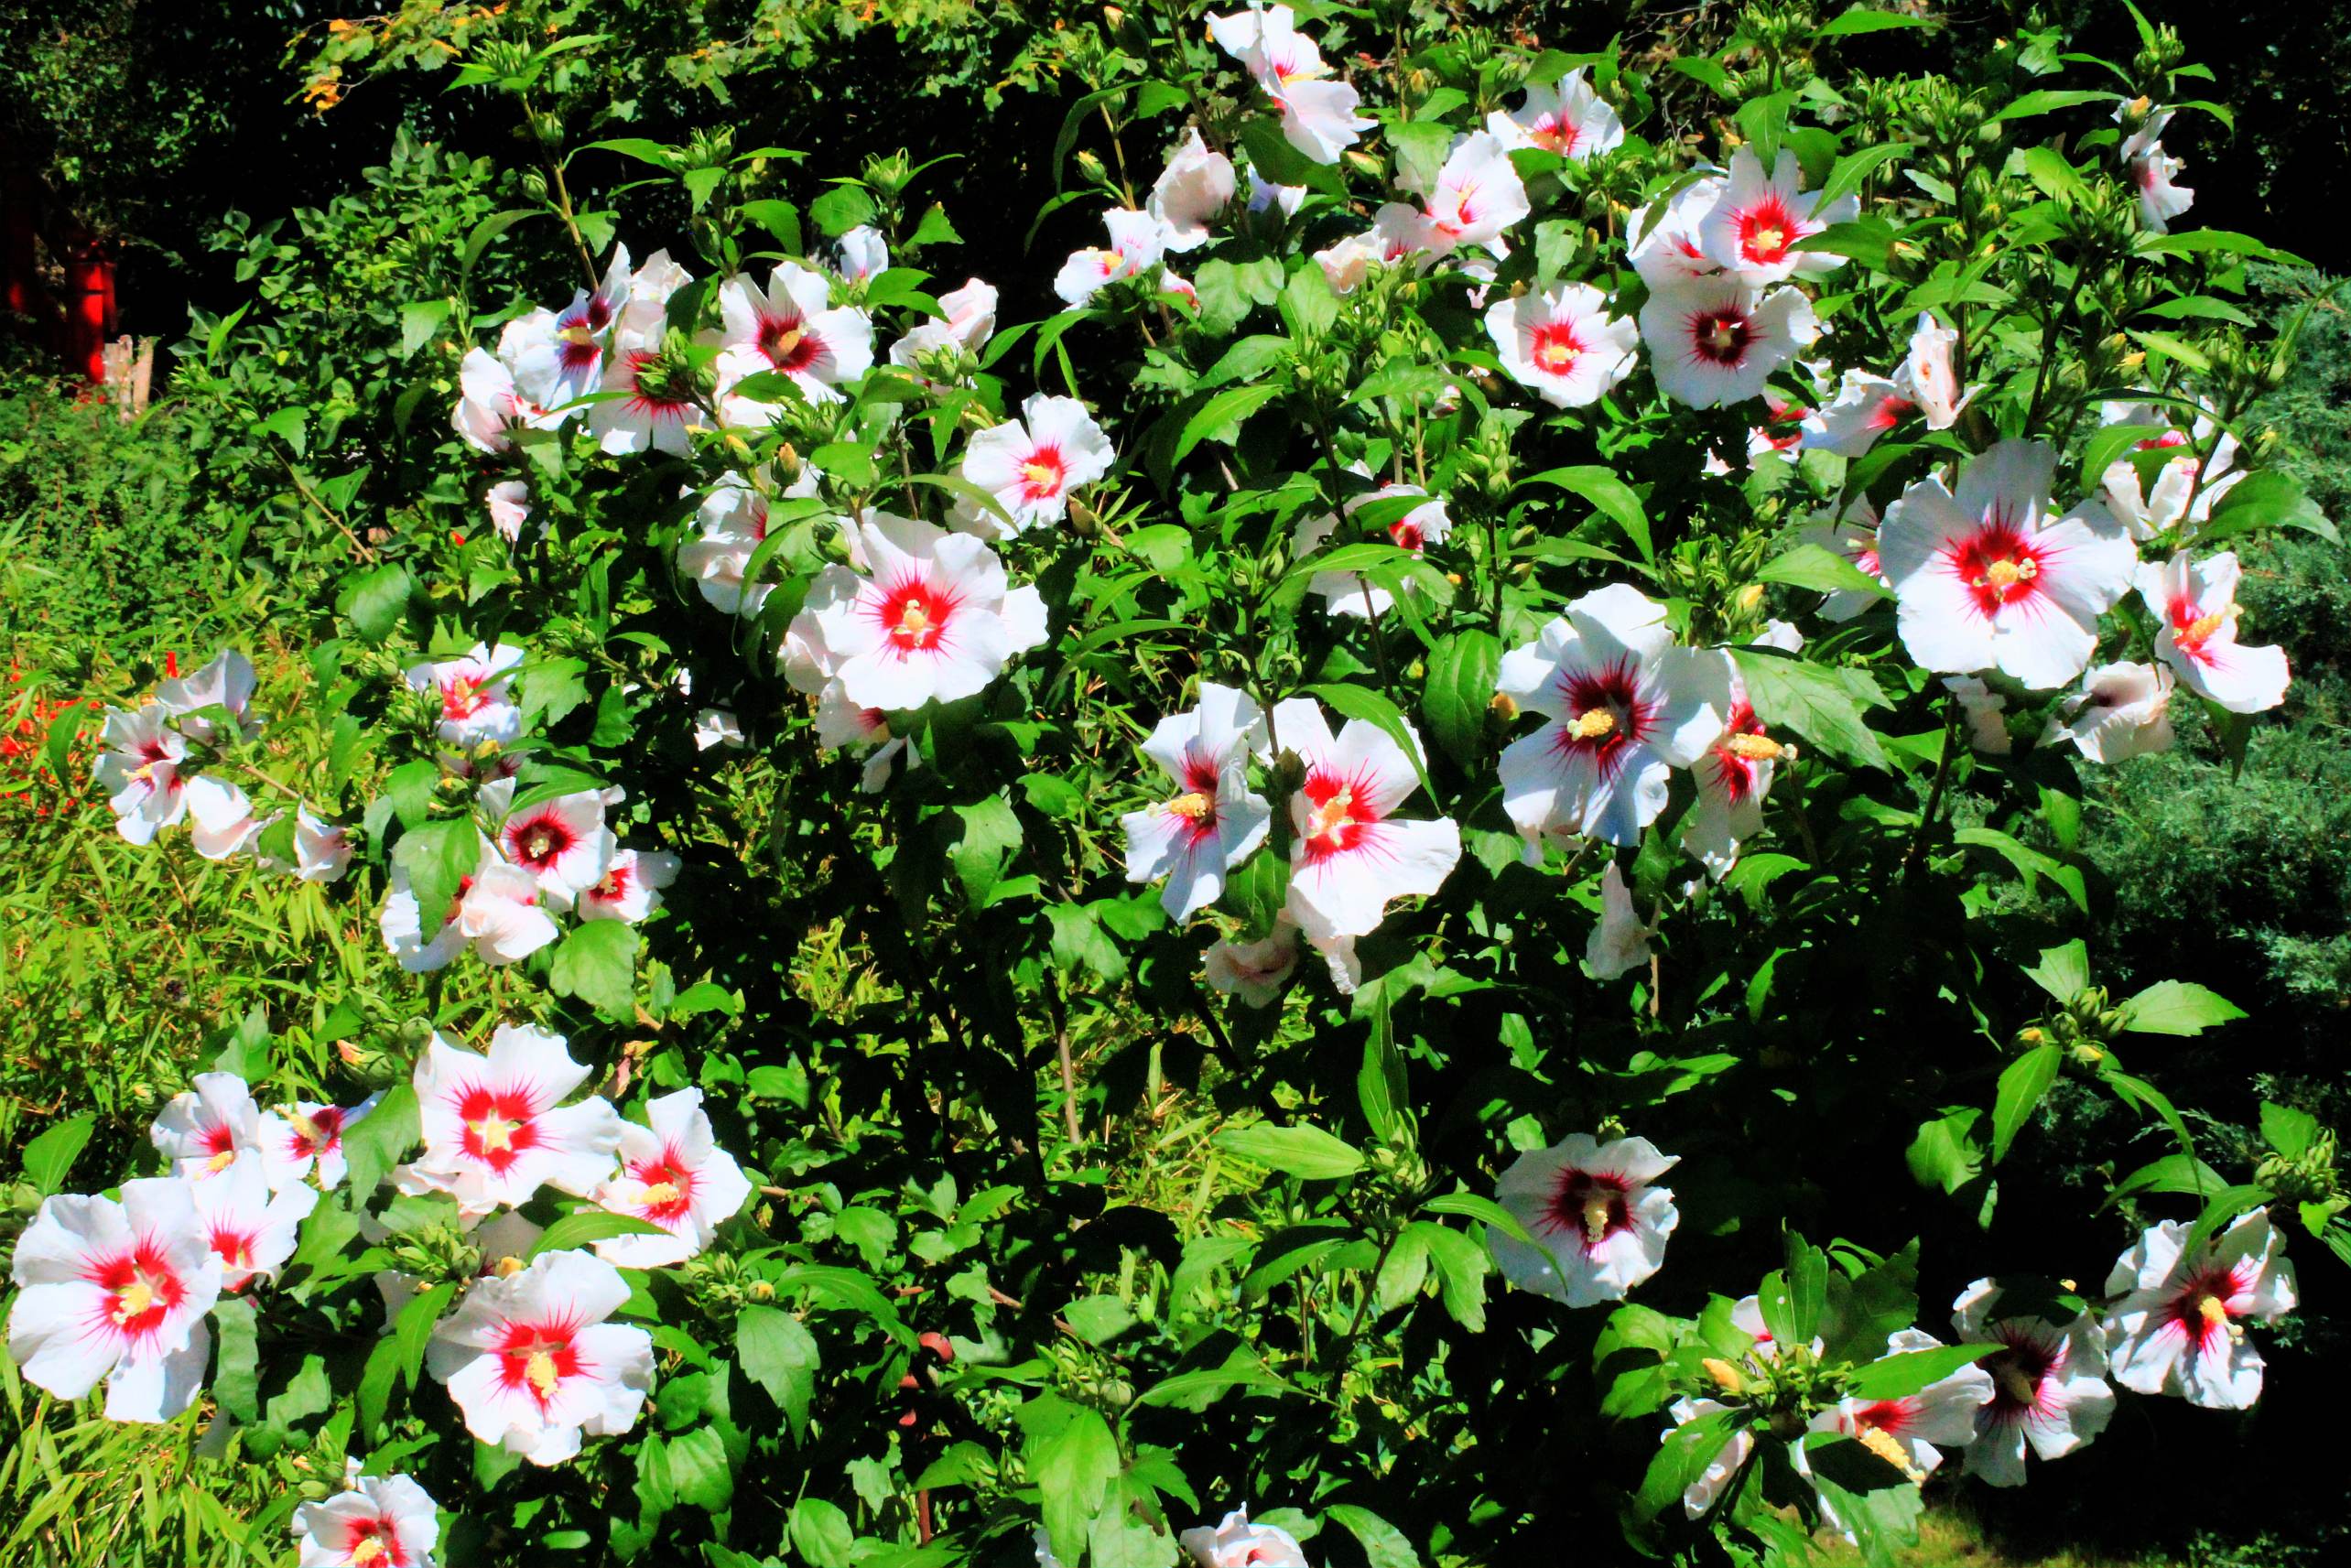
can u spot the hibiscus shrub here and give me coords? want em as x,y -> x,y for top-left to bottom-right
8,3 -> 2351,1567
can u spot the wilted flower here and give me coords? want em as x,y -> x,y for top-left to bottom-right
1490,1132 -> 1680,1306
1585,860 -> 1659,981
293,808 -> 355,883
1942,676 -> 2012,755
1207,5 -> 1370,164
155,650 -> 260,744
93,703 -> 189,846
835,224 -> 888,283
184,774 -> 265,861
1149,129 -> 1237,252
1896,313 -> 1972,430
1682,622 -> 1802,878
2042,661 -> 2174,762
486,479 -> 531,543
889,278 -> 999,380
1204,922 -> 1301,1009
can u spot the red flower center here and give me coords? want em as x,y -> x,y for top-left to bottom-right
87,1242 -> 187,1341
1297,765 -> 1383,860
1688,307 -> 1753,365
507,812 -> 577,870
342,1514 -> 411,1568
1737,195 -> 1799,265
442,675 -> 491,721
495,1318 -> 583,1409
209,1225 -> 259,1275
758,312 -> 820,373
1550,657 -> 1654,776
876,579 -> 959,653
288,1106 -> 345,1158
1544,1167 -> 1631,1254
1869,394 -> 1916,431
1532,114 -> 1582,156
1529,321 -> 1586,374
629,1152 -> 699,1223
456,1087 -> 540,1172
2170,1263 -> 2253,1358
1018,446 -> 1069,503
1948,522 -> 2047,616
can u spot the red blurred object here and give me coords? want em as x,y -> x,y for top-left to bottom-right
164,651 -> 179,679
60,227 -> 116,385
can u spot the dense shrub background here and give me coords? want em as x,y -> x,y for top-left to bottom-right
2,4 -> 2347,1566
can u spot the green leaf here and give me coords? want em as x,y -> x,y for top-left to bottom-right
399,300 -> 450,358
1279,263 -> 1338,341
460,208 -> 547,276
1842,1344 -> 1993,1400
2118,979 -> 2246,1036
1176,383 -> 1284,463
2199,470 -> 2340,546
1301,682 -> 1435,799
1421,1192 -> 1535,1247
1953,827 -> 2088,913
1421,630 -> 1501,768
212,1296 -> 261,1425
341,1083 -> 419,1201
1357,985 -> 1409,1144
1033,1408 -> 1122,1567
1062,1295 -> 1137,1345
341,563 -> 413,643
1988,89 -> 2114,124
808,184 -> 876,238
1521,464 -> 1651,561
948,794 -> 1024,907
1990,1044 -> 2064,1163
1815,5 -> 1929,38
549,920 -> 641,1015
2024,939 -> 2090,1002
527,1209 -> 669,1258
1638,1410 -> 1741,1521
392,817 -> 478,938
1728,648 -> 1889,769
1756,542 -> 1889,601
394,1281 -> 455,1397
2107,1152 -> 2224,1204
1132,1361 -> 1292,1408
789,1498 -> 857,1568
738,198 -> 803,253
666,1427 -> 735,1514
1326,1504 -> 1418,1568
2261,1102 -> 2324,1162
22,1115 -> 93,1196
1906,1108 -> 1984,1195
1215,1123 -> 1367,1181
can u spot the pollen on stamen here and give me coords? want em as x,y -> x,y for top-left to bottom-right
1165,791 -> 1214,820
1857,1424 -> 1924,1482
1571,708 -> 1619,740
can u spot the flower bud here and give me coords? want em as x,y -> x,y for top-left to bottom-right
1701,1357 -> 1745,1395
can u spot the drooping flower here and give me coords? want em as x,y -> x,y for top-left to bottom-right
1629,177 -> 1728,290
677,463 -> 824,618
1054,210 -> 1170,307
6,1177 -> 223,1422
1663,1397 -> 1754,1520
1490,1132 -> 1680,1307
590,343 -> 705,458
292,807 -> 355,883
590,1088 -> 754,1268
1746,387 -> 1809,466
1121,683 -> 1272,921
2104,1211 -> 2298,1410
1950,1279 -> 2118,1487
494,788 -> 615,904
405,643 -> 525,749
578,848 -> 679,925
1799,370 -> 1914,458
1698,147 -> 1856,285
192,1150 -> 320,1292
1150,129 -> 1237,252
1178,1509 -> 1309,1568
290,1469 -> 441,1568
485,480 -> 531,544
2130,141 -> 2194,233
425,1248 -> 655,1465
152,1071 -> 267,1181
406,1023 -> 623,1215
1262,697 -> 1461,960
835,225 -> 888,284
2042,661 -> 2174,762
1795,498 -> 1888,622
1207,5 -> 1370,164
1486,70 -> 1623,162
380,853 -> 561,972
693,708 -> 746,751
155,650 -> 260,744
1292,483 -> 1453,618
1895,313 -> 1972,430
1313,203 -> 1437,293
184,775 -> 265,861
265,1093 -> 381,1190
2137,550 -> 2291,713
1879,439 -> 2139,689
93,703 -> 189,846
1496,584 -> 1731,851
1204,921 -> 1301,1009
1639,276 -> 1818,408
959,394 -> 1116,535
1942,676 -> 2013,755
451,348 -> 552,454
809,682 -> 916,795
713,262 -> 876,414
789,512 -> 1049,712
888,277 -> 999,382
1245,170 -> 1306,218
2096,405 -> 2241,541
1420,131 -> 1531,257
1682,622 -> 1802,879
1585,860 -> 1660,981
1485,283 -> 1641,408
